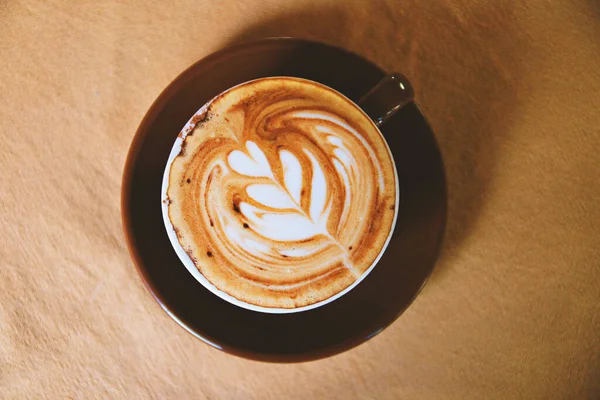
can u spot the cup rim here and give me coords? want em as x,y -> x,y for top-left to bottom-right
161,76 -> 400,314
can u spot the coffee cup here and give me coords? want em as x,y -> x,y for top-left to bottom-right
161,74 -> 413,313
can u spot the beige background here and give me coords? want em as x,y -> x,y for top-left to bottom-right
2,0 -> 599,398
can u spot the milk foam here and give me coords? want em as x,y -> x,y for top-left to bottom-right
164,77 -> 398,311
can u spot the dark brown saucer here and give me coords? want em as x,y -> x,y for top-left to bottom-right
121,38 -> 447,362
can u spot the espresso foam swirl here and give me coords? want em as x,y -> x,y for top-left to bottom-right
166,78 -> 397,309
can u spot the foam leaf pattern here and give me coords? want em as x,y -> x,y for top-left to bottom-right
228,140 -> 333,244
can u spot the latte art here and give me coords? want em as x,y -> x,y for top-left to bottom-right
165,77 -> 397,309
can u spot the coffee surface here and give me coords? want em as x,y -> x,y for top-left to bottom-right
166,77 -> 397,309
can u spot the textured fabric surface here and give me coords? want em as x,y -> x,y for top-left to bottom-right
1,1 -> 599,398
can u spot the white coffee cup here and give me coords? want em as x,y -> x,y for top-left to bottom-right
161,75 -> 413,313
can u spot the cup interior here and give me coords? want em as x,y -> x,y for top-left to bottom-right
161,76 -> 399,314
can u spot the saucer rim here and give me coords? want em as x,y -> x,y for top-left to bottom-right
121,37 -> 447,362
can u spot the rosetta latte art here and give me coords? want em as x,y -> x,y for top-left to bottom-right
166,78 -> 397,309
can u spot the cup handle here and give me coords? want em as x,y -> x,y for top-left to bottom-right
358,73 -> 415,128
